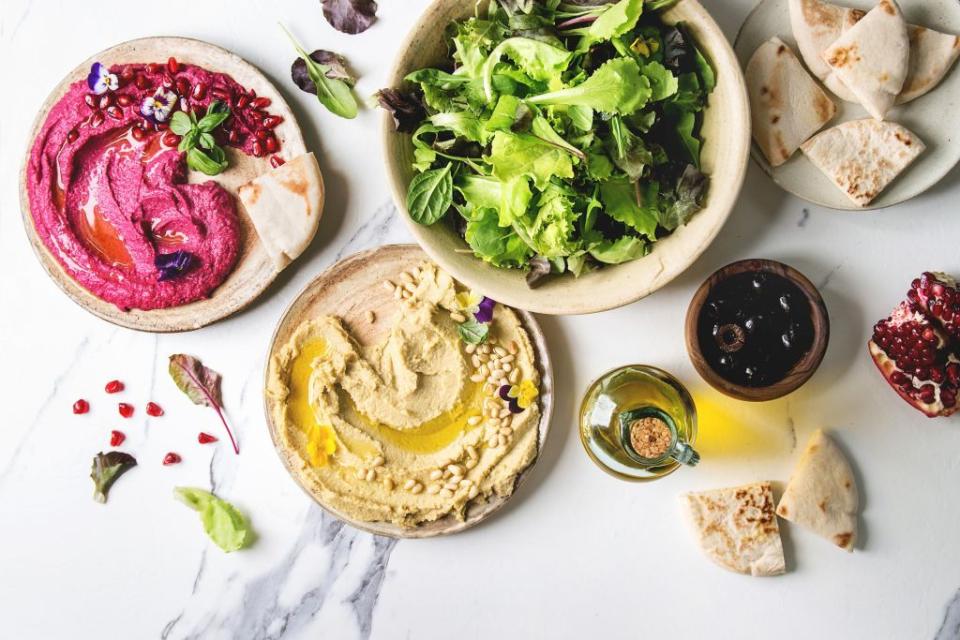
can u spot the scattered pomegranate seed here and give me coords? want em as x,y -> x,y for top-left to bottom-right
254,129 -> 270,141
265,136 -> 279,153
192,82 -> 208,100
89,112 -> 105,128
252,140 -> 264,157
155,122 -> 169,132
84,93 -> 98,109
269,155 -> 285,168
110,430 -> 126,447
161,74 -> 175,89
146,402 -> 164,417
120,67 -> 135,82
106,106 -> 124,120
117,94 -> 134,107
163,452 -> 182,465
105,379 -> 125,394
235,93 -> 251,109
67,129 -> 79,144
162,131 -> 181,147
210,86 -> 232,100
118,403 -> 134,418
99,93 -> 115,109
228,129 -> 241,145
147,62 -> 162,74
263,115 -> 283,129
131,126 -> 146,142
198,432 -> 218,444
176,77 -> 191,97
252,97 -> 272,109
73,399 -> 90,414
135,74 -> 151,90
167,56 -> 180,74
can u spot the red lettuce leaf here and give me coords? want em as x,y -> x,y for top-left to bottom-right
321,0 -> 378,35
168,354 -> 239,454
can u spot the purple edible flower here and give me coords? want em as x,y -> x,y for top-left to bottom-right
498,384 -> 512,401
87,62 -> 118,95
508,398 -> 522,414
155,250 -> 196,282
140,88 -> 178,123
474,296 -> 496,323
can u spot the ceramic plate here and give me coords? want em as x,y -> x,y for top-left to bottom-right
263,244 -> 555,538
734,0 -> 960,210
20,37 -> 313,332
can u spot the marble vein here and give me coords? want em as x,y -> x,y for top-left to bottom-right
334,201 -> 401,262
936,588 -> 960,640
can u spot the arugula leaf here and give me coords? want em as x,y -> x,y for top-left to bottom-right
675,111 -> 700,167
527,58 -> 651,114
282,25 -> 358,119
169,354 -> 239,454
407,165 -> 453,225
90,451 -> 137,504
458,318 -> 490,344
174,487 -> 253,553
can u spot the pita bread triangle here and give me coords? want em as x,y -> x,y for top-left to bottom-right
800,118 -> 924,206
822,0 -> 909,120
789,0 -> 864,102
898,24 -> 960,103
747,37 -> 837,166
776,430 -> 859,551
684,482 -> 786,576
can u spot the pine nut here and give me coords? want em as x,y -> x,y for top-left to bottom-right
384,477 -> 395,491
451,312 -> 466,323
499,427 -> 513,437
501,354 -> 514,364
465,458 -> 478,470
502,363 -> 513,372
468,486 -> 479,500
365,468 -> 376,481
470,373 -> 484,383
509,369 -> 520,384
439,488 -> 453,499
499,408 -> 511,419
447,464 -> 463,476
465,343 -> 477,354
466,445 -> 478,459
400,271 -> 414,284
478,352 -> 489,363
427,483 -> 441,495
393,287 -> 403,300
471,355 -> 481,368
498,435 -> 508,447
381,281 -> 394,291
486,436 -> 499,448
403,478 -> 416,490
356,469 -> 367,480
411,482 -> 424,494
494,346 -> 507,357
444,481 -> 459,491
372,456 -> 385,467
429,469 -> 443,480
459,479 -> 473,489
467,415 -> 482,426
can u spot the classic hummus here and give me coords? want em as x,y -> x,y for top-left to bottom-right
268,263 -> 541,528
25,60 -> 284,310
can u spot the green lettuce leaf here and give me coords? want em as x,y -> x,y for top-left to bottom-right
482,37 -> 572,101
599,178 -> 659,239
174,487 -> 253,553
527,58 -> 651,115
588,235 -> 649,264
464,207 -> 532,267
587,0 -> 644,41
488,131 -> 574,190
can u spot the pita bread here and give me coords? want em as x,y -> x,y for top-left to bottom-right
800,118 -> 924,206
789,0 -> 864,102
776,430 -> 858,551
898,25 -> 960,103
822,0 -> 909,120
683,482 -> 786,577
747,38 -> 837,166
238,153 -> 324,270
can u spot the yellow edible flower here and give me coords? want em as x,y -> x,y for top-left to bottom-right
306,424 -> 337,467
508,379 -> 539,409
455,290 -> 483,313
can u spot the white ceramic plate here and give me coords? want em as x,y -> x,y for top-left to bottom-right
734,0 -> 960,210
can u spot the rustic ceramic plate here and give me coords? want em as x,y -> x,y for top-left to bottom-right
20,36 -> 315,332
383,0 -> 750,315
734,0 -> 960,210
263,244 -> 555,538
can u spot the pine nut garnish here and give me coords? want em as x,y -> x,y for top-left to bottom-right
403,478 -> 416,490
384,477 -> 395,491
451,311 -> 466,323
494,346 -> 507,357
444,481 -> 459,491
381,281 -> 395,292
466,445 -> 478,459
459,478 -> 473,489
356,468 -> 367,480
400,271 -> 414,284
427,483 -> 441,495
372,455 -> 385,467
365,468 -> 376,481
393,287 -> 403,300
411,482 -> 424,494
468,486 -> 480,500
508,369 -> 520,384
467,415 -> 482,426
465,343 -> 477,354
470,373 -> 484,383
502,363 -> 513,372
498,435 -> 508,447
447,464 -> 463,476
439,488 -> 453,499
465,458 -> 478,470
471,354 -> 481,368
486,436 -> 499,448
501,354 -> 514,364
499,427 -> 513,437
429,469 -> 443,481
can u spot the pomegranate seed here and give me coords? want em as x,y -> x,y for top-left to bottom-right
120,67 -> 136,82
117,94 -> 134,107
252,140 -> 264,157
210,86 -> 232,100
235,93 -> 251,109
84,94 -> 98,109
262,115 -> 283,129
167,56 -> 180,74
198,432 -> 218,444
228,129 -> 241,145
105,379 -> 125,394
162,132 -> 181,147
89,112 -> 105,128
254,128 -> 270,141
73,399 -> 90,414
131,126 -> 146,142
161,74 -> 175,89
118,403 -> 134,418
155,122 -> 169,131
265,135 -> 279,153
176,77 -> 191,97
99,93 -> 115,109
252,97 -> 272,109
135,74 -> 151,90
106,106 -> 123,120
147,62 -> 161,74
270,155 -> 285,168
163,452 -> 182,465
110,430 -> 126,447
146,402 -> 164,417
67,129 -> 79,143
192,82 -> 208,100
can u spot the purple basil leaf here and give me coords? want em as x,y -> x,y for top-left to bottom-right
321,0 -> 378,35
155,250 -> 196,282
292,50 -> 355,95
474,297 -> 496,323
375,88 -> 427,134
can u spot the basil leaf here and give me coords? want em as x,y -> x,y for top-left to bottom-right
282,25 -> 358,119
169,111 -> 193,136
186,147 -> 228,176
178,129 -> 200,152
458,318 -> 490,344
197,100 -> 231,132
406,165 -> 453,225
198,132 -> 217,150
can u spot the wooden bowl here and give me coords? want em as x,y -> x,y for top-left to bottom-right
382,0 -> 750,315
263,244 -> 555,538
684,259 -> 830,401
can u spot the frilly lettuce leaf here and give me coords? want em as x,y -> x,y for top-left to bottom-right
174,487 -> 253,553
488,131 -> 575,190
527,58 -> 651,115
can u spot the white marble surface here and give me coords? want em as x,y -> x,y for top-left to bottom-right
2,0 -> 960,638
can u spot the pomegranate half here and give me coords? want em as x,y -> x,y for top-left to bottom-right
869,273 -> 960,418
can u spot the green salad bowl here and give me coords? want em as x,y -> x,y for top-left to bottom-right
383,0 -> 750,315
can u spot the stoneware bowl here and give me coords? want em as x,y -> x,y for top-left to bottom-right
684,258 -> 830,401
382,0 -> 751,315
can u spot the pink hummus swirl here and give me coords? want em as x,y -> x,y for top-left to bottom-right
26,62 -> 280,311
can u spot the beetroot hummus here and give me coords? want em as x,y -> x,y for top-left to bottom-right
26,60 -> 284,311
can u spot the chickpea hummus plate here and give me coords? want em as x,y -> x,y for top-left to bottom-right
264,245 -> 554,537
